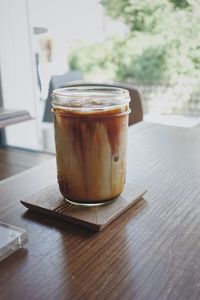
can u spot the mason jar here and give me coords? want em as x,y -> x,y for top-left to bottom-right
52,86 -> 130,206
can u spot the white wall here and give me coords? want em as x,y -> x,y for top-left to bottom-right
0,0 -> 40,149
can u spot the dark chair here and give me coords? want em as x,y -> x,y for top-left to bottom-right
43,71 -> 82,122
63,81 -> 143,126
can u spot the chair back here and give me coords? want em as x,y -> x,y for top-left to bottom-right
43,71 -> 82,122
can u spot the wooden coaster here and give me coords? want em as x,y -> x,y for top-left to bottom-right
21,183 -> 146,231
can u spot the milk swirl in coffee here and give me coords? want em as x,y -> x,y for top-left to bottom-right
52,87 -> 130,205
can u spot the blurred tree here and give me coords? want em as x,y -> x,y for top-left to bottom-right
169,0 -> 189,8
69,0 -> 200,83
101,0 -> 171,32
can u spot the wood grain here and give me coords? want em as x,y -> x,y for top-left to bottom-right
20,182 -> 146,231
1,122 -> 200,300
0,147 -> 54,180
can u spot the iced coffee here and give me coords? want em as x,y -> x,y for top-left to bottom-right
52,86 -> 130,205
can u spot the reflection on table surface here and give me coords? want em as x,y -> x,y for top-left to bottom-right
1,122 -> 200,300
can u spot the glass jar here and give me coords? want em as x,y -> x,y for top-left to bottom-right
52,86 -> 130,206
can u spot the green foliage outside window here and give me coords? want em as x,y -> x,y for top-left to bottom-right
69,0 -> 200,84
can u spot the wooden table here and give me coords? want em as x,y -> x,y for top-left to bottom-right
1,122 -> 200,300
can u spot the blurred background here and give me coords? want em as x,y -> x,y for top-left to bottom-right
0,0 -> 200,153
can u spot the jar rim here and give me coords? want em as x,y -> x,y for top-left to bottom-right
52,86 -> 130,110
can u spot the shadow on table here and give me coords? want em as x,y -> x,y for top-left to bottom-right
0,248 -> 28,269
22,209 -> 95,238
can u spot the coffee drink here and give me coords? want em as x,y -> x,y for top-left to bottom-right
52,87 -> 130,205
